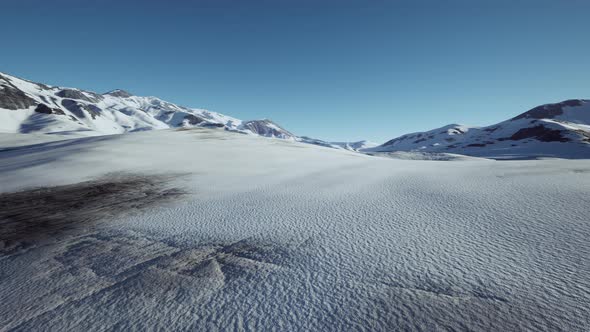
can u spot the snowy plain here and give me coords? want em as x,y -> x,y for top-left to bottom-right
1,128 -> 589,331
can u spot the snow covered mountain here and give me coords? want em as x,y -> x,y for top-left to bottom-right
3,71 -> 589,158
238,119 -> 295,139
0,72 -> 242,135
364,99 -> 590,159
0,72 -> 367,151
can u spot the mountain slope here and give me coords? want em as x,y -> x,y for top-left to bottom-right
0,72 -> 368,151
238,119 -> 295,139
1,128 -> 589,331
364,99 -> 590,159
0,72 -> 243,135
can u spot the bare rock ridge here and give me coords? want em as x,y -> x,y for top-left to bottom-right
0,74 -> 38,110
238,119 -> 295,139
104,89 -> 133,98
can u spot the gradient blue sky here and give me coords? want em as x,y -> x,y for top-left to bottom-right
2,0 -> 589,143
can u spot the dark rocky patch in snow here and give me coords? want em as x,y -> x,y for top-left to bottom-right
511,99 -> 584,120
239,119 -> 295,139
0,174 -> 185,251
61,99 -> 102,119
84,104 -> 102,119
201,122 -> 225,128
55,89 -> 103,103
0,75 -> 37,110
508,125 -> 570,142
61,99 -> 87,118
34,103 -> 65,115
184,114 -> 205,125
104,89 -> 133,98
576,130 -> 590,142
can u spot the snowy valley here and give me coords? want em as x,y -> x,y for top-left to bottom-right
1,72 -> 590,331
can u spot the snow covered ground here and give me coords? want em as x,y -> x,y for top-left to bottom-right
1,128 -> 589,331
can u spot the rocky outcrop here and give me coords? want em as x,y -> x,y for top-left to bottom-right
56,89 -> 103,103
184,114 -> 206,125
511,99 -> 586,120
0,74 -> 37,110
35,103 -> 65,115
239,119 -> 295,139
104,89 -> 133,98
508,125 -> 570,142
61,99 -> 101,119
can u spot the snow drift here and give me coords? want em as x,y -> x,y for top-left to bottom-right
0,128 -> 589,330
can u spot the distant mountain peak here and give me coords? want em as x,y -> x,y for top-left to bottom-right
511,99 -> 588,121
104,89 -> 133,98
365,98 -> 590,159
239,119 -> 295,139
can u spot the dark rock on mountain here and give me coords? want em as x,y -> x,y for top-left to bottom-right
512,99 -> 585,120
61,99 -> 87,119
0,74 -> 37,110
34,103 -> 52,114
184,114 -> 205,125
201,122 -> 225,128
84,104 -> 102,119
509,125 -> 570,142
239,119 -> 295,139
61,99 -> 101,119
56,89 -> 103,103
104,89 -> 133,98
35,103 -> 65,115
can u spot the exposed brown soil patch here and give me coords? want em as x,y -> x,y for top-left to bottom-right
0,174 -> 185,251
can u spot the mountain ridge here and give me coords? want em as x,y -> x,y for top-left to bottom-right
0,71 -> 371,151
2,71 -> 589,158
363,99 -> 590,159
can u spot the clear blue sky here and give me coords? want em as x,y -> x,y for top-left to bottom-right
2,0 -> 589,143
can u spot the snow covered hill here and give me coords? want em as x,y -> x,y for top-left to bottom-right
0,72 -> 243,135
364,99 -> 590,159
3,71 -> 589,158
238,119 -> 295,139
0,72 -> 366,151
1,128 -> 589,331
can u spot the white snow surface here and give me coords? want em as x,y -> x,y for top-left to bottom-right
1,128 -> 589,331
